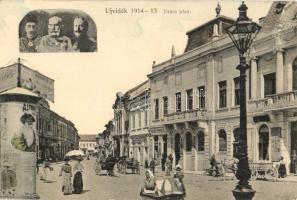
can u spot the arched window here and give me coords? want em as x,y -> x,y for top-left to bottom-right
185,132 -> 192,152
218,129 -> 227,152
259,125 -> 269,160
233,128 -> 240,158
197,131 -> 205,151
293,58 -> 297,90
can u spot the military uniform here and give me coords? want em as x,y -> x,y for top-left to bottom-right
71,36 -> 97,52
19,37 -> 41,53
38,35 -> 73,52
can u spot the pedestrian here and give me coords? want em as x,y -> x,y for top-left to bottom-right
73,158 -> 84,194
94,156 -> 101,175
165,156 -> 172,176
59,157 -> 73,195
173,165 -> 185,192
292,150 -> 297,174
40,158 -> 50,182
168,154 -> 173,164
161,154 -> 166,171
278,156 -> 287,178
150,158 -> 156,174
143,170 -> 156,193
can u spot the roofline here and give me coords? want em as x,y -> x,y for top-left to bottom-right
186,15 -> 235,35
125,79 -> 149,95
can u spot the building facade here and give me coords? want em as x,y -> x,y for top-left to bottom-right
147,2 -> 297,173
37,99 -> 79,161
128,81 -> 150,166
112,92 -> 130,157
79,134 -> 97,154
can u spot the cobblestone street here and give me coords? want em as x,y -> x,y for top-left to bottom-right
37,159 -> 297,200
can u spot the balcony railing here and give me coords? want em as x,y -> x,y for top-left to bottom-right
163,109 -> 207,124
248,90 -> 297,112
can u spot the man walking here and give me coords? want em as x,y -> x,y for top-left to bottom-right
149,158 -> 156,174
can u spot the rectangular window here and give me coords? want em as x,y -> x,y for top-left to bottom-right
175,72 -> 182,85
186,89 -> 193,110
234,77 -> 240,106
164,75 -> 168,85
144,110 -> 148,126
154,99 -> 159,120
218,81 -> 227,108
175,92 -> 181,112
132,114 -> 135,129
163,96 -> 168,116
264,73 -> 276,97
138,111 -> 141,127
198,86 -> 205,109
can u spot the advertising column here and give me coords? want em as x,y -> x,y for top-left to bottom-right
0,97 -> 39,199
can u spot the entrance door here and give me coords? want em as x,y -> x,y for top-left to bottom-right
175,134 -> 181,165
291,122 -> 297,173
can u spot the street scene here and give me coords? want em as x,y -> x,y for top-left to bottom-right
36,157 -> 297,200
1,0 -> 297,200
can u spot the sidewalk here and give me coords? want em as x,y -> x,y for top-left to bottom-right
183,170 -> 297,183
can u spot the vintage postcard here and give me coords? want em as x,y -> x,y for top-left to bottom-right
0,0 -> 297,200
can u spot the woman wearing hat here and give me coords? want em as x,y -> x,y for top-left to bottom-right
73,158 -> 84,194
173,165 -> 186,193
59,158 -> 73,195
11,113 -> 36,152
143,170 -> 156,193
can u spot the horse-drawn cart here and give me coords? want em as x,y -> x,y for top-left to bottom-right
95,157 -> 117,176
249,162 -> 278,181
118,157 -> 140,174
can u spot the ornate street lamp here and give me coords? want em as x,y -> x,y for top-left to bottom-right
225,2 -> 261,200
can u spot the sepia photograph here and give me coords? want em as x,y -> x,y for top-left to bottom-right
1,0 -> 297,200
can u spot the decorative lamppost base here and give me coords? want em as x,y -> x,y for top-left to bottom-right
232,187 -> 256,200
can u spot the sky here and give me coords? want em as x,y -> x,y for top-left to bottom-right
0,0 -> 272,135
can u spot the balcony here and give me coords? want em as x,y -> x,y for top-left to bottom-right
163,109 -> 207,124
248,90 -> 297,113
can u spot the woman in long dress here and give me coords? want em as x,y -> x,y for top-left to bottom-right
94,156 -> 101,175
59,158 -> 73,195
73,159 -> 84,194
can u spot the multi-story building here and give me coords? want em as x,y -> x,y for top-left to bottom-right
147,1 -> 297,173
112,92 -> 130,157
128,80 -> 150,166
79,134 -> 97,154
37,99 -> 79,161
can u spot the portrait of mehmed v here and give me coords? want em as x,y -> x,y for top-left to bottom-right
11,113 -> 36,152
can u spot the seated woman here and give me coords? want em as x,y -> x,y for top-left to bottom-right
173,165 -> 185,193
143,170 -> 156,193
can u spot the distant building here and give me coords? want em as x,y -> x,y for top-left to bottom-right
79,134 -> 97,154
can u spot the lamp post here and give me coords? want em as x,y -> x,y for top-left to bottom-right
225,2 -> 261,200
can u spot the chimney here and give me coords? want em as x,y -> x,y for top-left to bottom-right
259,17 -> 265,26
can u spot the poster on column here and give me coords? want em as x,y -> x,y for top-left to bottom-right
0,100 -> 38,199
0,0 -> 297,200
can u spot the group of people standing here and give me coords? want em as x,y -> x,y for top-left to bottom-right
148,153 -> 174,176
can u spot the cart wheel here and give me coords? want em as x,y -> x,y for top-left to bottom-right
212,170 -> 217,177
265,167 -> 278,181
